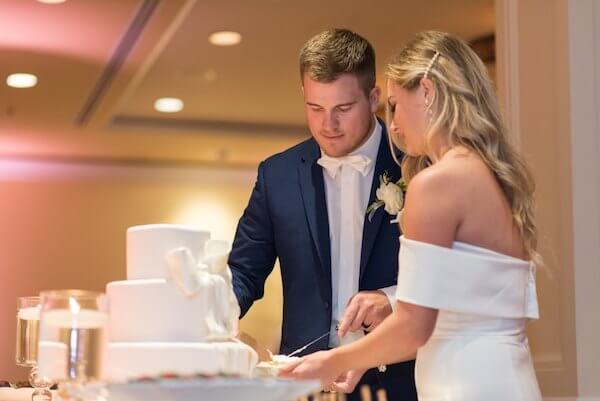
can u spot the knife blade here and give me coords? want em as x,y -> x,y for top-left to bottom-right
286,331 -> 330,357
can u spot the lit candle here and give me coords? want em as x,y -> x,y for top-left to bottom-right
44,309 -> 107,329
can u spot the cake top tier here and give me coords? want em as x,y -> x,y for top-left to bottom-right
127,224 -> 211,280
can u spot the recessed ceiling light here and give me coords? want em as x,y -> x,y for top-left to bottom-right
154,97 -> 184,113
37,0 -> 67,4
209,31 -> 242,46
6,73 -> 38,89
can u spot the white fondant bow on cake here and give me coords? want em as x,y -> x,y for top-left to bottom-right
165,240 -> 241,340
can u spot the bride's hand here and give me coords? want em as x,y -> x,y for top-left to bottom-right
278,350 -> 342,389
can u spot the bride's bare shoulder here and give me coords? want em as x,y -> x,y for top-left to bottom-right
402,149 -> 486,246
403,167 -> 462,247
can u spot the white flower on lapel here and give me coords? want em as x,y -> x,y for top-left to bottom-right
377,181 -> 403,215
366,173 -> 406,221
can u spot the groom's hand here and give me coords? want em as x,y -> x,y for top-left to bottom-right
338,290 -> 392,338
331,368 -> 367,393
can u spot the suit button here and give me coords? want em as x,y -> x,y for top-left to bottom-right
323,302 -> 329,309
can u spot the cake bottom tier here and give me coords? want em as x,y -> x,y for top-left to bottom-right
106,341 -> 258,382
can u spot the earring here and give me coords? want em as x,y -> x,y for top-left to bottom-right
425,98 -> 433,124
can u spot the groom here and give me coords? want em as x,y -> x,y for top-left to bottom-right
228,29 -> 416,401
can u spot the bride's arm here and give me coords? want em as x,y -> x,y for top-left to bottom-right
333,300 -> 437,370
279,301 -> 437,386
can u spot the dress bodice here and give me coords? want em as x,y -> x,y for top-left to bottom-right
396,236 -> 539,337
396,236 -> 542,401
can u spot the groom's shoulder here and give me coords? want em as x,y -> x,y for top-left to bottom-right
262,137 -> 317,168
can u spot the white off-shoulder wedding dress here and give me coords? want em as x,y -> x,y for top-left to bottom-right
396,236 -> 542,401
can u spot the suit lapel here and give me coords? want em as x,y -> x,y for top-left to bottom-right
298,141 -> 332,295
359,121 -> 401,280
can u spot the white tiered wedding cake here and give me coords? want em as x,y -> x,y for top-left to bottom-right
104,224 -> 258,382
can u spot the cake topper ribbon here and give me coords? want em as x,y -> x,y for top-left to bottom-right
165,240 -> 240,339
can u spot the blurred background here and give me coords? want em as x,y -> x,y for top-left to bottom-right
1,1 -> 597,399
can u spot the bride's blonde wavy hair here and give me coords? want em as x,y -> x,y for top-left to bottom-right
386,31 -> 539,263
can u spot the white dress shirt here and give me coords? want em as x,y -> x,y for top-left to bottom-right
319,119 -> 397,347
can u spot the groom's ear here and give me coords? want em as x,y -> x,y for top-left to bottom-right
369,86 -> 381,113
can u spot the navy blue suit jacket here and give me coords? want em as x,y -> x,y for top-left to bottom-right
229,121 -> 416,401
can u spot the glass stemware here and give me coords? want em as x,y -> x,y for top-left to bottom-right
15,296 -> 54,401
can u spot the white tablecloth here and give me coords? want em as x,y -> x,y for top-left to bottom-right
0,388 -> 57,401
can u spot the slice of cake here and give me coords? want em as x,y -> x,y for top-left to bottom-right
105,224 -> 258,382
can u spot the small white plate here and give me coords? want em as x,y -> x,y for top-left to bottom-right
107,377 -> 321,401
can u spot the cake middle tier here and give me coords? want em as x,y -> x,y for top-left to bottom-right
107,278 -> 229,342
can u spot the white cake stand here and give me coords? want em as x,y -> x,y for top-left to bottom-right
106,377 -> 321,401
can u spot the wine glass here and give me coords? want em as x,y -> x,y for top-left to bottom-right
15,296 -> 54,401
36,290 -> 108,401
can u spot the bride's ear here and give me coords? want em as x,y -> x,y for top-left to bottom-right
419,78 -> 435,104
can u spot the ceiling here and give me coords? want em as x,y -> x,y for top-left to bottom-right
0,0 -> 495,168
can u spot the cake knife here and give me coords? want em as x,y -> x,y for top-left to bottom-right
287,331 -> 330,357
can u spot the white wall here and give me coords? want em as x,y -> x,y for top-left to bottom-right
497,0 -> 600,399
569,0 -> 600,398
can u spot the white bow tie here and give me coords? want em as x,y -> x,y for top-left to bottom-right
317,154 -> 372,179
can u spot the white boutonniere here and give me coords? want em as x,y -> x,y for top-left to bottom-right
366,173 -> 406,222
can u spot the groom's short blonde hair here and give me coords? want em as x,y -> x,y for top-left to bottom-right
299,28 -> 376,96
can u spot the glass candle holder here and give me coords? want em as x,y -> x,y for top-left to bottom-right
37,290 -> 108,401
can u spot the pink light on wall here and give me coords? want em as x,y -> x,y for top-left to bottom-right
0,129 -> 73,158
0,1 -> 140,63
0,135 -> 39,155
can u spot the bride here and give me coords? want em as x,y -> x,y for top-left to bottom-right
280,30 -> 542,401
